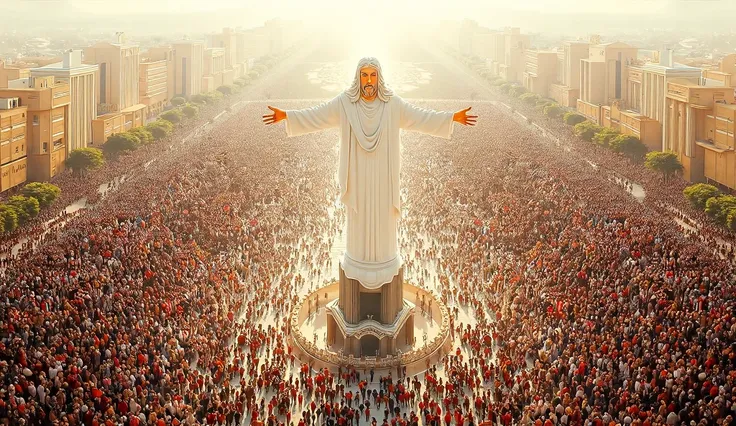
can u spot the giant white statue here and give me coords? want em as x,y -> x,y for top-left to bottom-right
263,57 -> 476,288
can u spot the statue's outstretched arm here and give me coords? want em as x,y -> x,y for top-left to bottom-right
284,96 -> 342,137
399,97 -> 455,139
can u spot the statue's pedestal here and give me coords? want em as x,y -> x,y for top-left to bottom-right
338,265 -> 404,324
325,264 -> 415,358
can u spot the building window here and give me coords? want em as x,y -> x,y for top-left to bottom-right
33,115 -> 39,125
43,142 -> 48,153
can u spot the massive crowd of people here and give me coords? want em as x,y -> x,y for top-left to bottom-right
0,47 -> 734,426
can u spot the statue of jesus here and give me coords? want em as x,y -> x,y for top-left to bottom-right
263,57 -> 477,289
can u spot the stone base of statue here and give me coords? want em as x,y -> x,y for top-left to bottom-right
288,261 -> 452,372
325,264 -> 415,357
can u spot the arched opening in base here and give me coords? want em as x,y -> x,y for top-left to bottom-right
360,335 -> 380,357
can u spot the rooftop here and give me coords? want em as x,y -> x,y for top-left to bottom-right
33,61 -> 98,73
638,62 -> 703,75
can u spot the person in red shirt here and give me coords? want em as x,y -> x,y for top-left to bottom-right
454,409 -> 462,425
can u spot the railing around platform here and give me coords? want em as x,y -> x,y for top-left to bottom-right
288,281 -> 452,369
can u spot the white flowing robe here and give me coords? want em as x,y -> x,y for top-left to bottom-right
285,92 -> 454,288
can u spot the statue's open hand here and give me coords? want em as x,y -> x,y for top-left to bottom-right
453,107 -> 478,126
262,106 -> 286,125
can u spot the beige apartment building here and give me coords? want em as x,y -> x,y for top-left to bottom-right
90,106 -> 145,145
703,53 -> 736,88
664,81 -> 735,184
30,50 -> 98,153
0,62 -> 32,88
84,34 -> 141,114
202,48 -> 225,93
0,76 -> 70,181
208,27 -> 237,82
577,42 -> 638,124
0,98 -> 28,192
550,41 -> 589,107
172,40 -> 204,99
624,50 -> 703,150
145,47 -> 176,104
139,58 -> 169,118
600,102 -> 663,151
499,28 -> 530,83
522,50 -> 559,97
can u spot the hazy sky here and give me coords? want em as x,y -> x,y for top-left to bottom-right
30,0 -> 726,16
12,0 -> 674,16
2,0 -> 734,35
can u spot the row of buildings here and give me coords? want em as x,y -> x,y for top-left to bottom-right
441,21 -> 736,191
0,19 -> 303,193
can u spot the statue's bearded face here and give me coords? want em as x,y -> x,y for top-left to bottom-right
359,66 -> 378,100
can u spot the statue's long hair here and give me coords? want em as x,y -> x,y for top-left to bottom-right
345,57 -> 394,103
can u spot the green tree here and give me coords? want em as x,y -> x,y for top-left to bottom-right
563,112 -> 586,126
0,204 -> 18,233
170,97 -> 186,107
190,94 -> 207,105
592,127 -> 620,148
160,109 -> 183,124
182,104 -> 199,119
543,104 -> 564,119
684,183 -> 721,210
574,121 -> 603,142
645,150 -> 683,180
216,85 -> 234,96
66,147 -> 104,176
519,92 -> 540,105
21,182 -> 61,208
247,70 -> 261,80
509,86 -> 527,97
8,195 -> 39,225
727,208 -> 736,231
252,64 -> 268,74
705,195 -> 736,225
129,127 -> 154,145
104,132 -> 140,156
499,83 -> 512,94
146,120 -> 174,140
204,91 -> 223,103
611,134 -> 648,160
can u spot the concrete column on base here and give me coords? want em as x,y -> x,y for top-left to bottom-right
405,315 -> 414,345
380,267 -> 404,324
327,315 -> 336,345
338,267 -> 360,323
345,336 -> 360,358
379,336 -> 390,357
